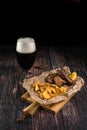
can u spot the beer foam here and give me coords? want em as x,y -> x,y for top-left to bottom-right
16,37 -> 36,53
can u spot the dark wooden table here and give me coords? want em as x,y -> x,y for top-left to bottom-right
0,46 -> 87,130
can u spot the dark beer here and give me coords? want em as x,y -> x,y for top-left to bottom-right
16,37 -> 36,70
16,51 -> 36,70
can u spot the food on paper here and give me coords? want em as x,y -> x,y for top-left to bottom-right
23,66 -> 84,105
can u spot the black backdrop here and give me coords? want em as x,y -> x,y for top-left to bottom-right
0,1 -> 83,47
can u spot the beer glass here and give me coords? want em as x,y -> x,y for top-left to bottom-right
16,37 -> 36,80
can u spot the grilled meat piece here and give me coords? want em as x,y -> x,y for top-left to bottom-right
54,76 -> 66,86
45,73 -> 58,84
45,67 -> 74,86
57,69 -> 74,84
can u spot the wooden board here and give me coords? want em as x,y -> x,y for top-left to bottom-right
21,90 -> 81,116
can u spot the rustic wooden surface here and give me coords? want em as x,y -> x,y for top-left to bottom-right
0,46 -> 87,130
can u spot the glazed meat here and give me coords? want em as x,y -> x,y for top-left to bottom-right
45,73 -> 58,84
57,69 -> 74,84
54,76 -> 66,86
45,68 -> 74,87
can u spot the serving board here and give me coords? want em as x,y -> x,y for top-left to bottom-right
21,86 -> 83,116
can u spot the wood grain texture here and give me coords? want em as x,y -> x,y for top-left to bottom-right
0,46 -> 87,130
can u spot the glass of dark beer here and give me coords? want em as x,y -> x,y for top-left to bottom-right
16,37 -> 36,78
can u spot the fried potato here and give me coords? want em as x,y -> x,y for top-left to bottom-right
32,81 -> 68,100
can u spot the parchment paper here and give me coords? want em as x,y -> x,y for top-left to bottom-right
23,66 -> 84,105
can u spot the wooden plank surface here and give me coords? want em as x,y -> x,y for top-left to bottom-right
0,46 -> 87,130
50,47 -> 87,130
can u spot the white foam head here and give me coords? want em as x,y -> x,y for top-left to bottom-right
16,37 -> 36,53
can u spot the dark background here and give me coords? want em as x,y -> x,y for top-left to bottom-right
0,1 -> 84,47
